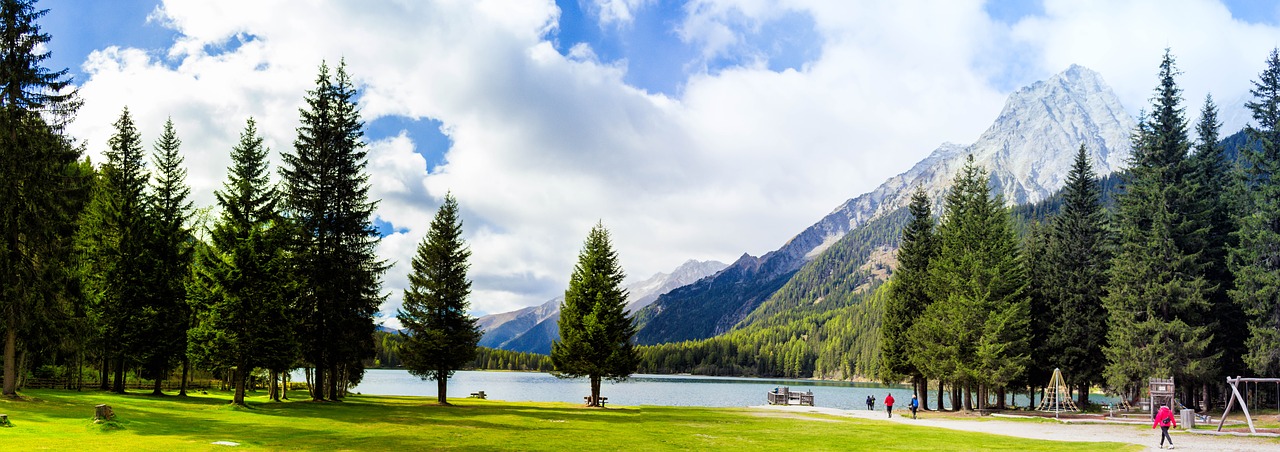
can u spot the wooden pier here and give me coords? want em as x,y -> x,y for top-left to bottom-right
767,387 -> 814,406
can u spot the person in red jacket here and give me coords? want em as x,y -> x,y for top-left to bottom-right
884,393 -> 895,418
1152,404 -> 1177,449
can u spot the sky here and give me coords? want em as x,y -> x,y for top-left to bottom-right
34,0 -> 1280,325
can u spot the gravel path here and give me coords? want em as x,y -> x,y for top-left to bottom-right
752,405 -> 1280,451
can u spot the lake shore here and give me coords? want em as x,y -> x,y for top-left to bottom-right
758,404 -> 1280,452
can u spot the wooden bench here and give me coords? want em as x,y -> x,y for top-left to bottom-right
585,396 -> 608,407
469,391 -> 486,399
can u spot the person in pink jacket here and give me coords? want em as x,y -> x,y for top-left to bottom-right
1152,405 -> 1177,449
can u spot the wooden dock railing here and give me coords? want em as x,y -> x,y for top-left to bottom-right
766,386 -> 814,406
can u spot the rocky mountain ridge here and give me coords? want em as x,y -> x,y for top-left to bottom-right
634,64 -> 1138,345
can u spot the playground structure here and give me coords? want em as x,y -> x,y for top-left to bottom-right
1149,377 -> 1177,419
1216,376 -> 1280,434
1037,368 -> 1078,415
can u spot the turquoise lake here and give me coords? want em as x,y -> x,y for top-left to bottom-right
347,369 -> 1098,411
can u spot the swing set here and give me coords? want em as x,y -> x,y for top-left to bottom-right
1216,376 -> 1280,434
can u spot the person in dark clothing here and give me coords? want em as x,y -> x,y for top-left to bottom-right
1152,405 -> 1177,449
884,393 -> 895,418
909,394 -> 919,419
866,395 -> 875,410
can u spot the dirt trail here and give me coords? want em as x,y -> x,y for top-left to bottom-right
752,405 -> 1280,451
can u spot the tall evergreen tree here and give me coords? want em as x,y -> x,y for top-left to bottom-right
80,107 -> 153,393
0,0 -> 82,397
189,118 -> 296,406
910,155 -> 1028,410
1230,49 -> 1280,376
134,118 -> 193,395
880,187 -> 935,409
1103,51 -> 1217,396
1020,220 -> 1054,406
282,60 -> 386,401
1190,95 -> 1245,407
397,193 -> 481,405
1043,146 -> 1110,406
551,222 -> 639,407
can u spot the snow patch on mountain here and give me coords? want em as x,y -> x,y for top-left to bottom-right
819,64 -> 1135,250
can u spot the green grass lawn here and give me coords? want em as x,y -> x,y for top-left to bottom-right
0,389 -> 1138,451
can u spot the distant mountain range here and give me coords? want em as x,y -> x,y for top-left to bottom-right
634,64 -> 1138,345
477,259 -> 726,354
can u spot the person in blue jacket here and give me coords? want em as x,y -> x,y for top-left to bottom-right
909,394 -> 919,419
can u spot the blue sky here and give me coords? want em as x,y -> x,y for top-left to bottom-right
36,0 -> 1280,320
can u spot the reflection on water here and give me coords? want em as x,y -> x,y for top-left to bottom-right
348,369 -> 1090,410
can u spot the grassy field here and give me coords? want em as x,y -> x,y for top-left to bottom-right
0,389 -> 1139,451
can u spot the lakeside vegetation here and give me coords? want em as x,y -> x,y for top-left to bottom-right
0,389 -> 1136,451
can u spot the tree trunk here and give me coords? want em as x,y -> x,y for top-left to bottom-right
1077,383 -> 1089,408
327,365 -> 339,402
996,386 -> 1007,409
963,383 -> 973,411
915,376 -> 929,410
112,358 -> 125,393
282,371 -> 290,400
937,380 -> 945,411
268,370 -> 279,402
311,366 -> 325,401
1202,382 -> 1211,411
589,375 -> 602,407
151,374 -> 164,396
233,367 -> 246,406
99,356 -> 108,390
437,371 -> 448,404
178,357 -> 189,396
949,381 -> 960,411
3,320 -> 16,397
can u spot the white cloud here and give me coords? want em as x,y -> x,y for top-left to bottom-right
593,0 -> 654,27
63,0 -> 1280,323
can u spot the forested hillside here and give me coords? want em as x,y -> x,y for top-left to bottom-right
637,209 -> 908,378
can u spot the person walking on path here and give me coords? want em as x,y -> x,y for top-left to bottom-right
909,394 -> 919,419
866,395 -> 875,410
1152,404 -> 1177,449
884,393 -> 895,418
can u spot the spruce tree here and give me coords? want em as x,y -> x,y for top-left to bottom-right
880,186 -> 935,409
189,118 -> 296,406
910,155 -> 1028,410
282,60 -> 386,401
551,222 -> 639,407
1044,146 -> 1110,406
1103,51 -> 1217,396
1021,220 -> 1054,405
1230,49 -> 1280,376
1190,95 -> 1245,407
79,107 -> 153,393
135,118 -> 193,395
397,193 -> 481,405
0,0 -> 82,397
